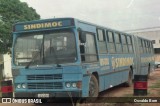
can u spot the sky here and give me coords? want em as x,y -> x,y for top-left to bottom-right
20,0 -> 160,31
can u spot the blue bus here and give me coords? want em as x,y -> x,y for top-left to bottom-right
11,18 -> 154,98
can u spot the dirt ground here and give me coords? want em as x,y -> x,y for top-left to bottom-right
79,68 -> 160,106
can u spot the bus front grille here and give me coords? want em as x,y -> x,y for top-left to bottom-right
27,74 -> 62,80
27,82 -> 63,89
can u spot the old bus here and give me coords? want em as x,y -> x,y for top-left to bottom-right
11,18 -> 154,99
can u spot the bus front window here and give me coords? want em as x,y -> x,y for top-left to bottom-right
14,30 -> 77,66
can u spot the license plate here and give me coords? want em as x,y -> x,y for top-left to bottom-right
37,94 -> 49,98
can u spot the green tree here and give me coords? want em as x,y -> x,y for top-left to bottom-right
0,0 -> 40,53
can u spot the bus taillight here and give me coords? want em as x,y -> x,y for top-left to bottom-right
134,81 -> 147,89
1,86 -> 13,93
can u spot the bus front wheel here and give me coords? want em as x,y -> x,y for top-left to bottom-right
89,75 -> 99,97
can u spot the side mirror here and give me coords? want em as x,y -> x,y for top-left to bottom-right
79,31 -> 86,43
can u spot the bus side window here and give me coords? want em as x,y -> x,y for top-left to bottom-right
149,42 -> 151,53
149,42 -> 153,53
146,41 -> 149,53
79,32 -> 98,62
107,31 -> 115,53
127,36 -> 133,53
114,32 -> 122,53
139,39 -> 143,54
145,41 -> 148,53
148,42 -> 150,53
97,29 -> 107,53
121,34 -> 128,53
152,40 -> 155,44
142,40 -> 146,53
144,40 -> 147,53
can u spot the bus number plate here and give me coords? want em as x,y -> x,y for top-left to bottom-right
37,94 -> 49,98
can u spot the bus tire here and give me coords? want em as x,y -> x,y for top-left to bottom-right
89,74 -> 99,97
125,70 -> 133,87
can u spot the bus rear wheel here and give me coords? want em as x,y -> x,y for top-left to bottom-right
89,75 -> 99,97
125,70 -> 133,87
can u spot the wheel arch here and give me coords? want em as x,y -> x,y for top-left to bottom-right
92,71 -> 99,85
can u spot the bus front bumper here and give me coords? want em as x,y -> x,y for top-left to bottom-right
14,91 -> 81,98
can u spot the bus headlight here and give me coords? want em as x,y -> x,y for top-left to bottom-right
65,82 -> 82,88
72,83 -> 77,88
22,84 -> 26,88
66,83 -> 71,88
17,84 -> 21,88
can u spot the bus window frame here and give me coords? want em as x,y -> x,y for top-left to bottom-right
126,35 -> 133,53
114,32 -> 122,53
97,28 -> 107,54
79,31 -> 99,63
121,34 -> 128,53
106,31 -> 116,54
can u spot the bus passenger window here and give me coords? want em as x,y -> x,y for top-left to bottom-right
140,39 -> 144,54
121,34 -> 128,53
107,31 -> 115,53
115,33 -> 122,53
149,42 -> 153,53
142,40 -> 146,53
148,42 -> 151,53
79,33 -> 98,62
127,36 -> 133,53
97,29 -> 107,53
152,40 -> 155,44
148,42 -> 150,53
97,29 -> 105,41
147,41 -> 150,53
145,41 -> 149,53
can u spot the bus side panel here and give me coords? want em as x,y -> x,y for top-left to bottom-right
82,75 -> 90,97
103,70 -> 129,90
98,54 -> 110,92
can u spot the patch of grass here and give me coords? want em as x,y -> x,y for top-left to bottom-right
150,81 -> 160,88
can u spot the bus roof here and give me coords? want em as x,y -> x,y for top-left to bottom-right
13,17 -> 152,42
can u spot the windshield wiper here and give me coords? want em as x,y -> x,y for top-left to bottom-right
25,51 -> 40,69
51,47 -> 61,67
25,42 -> 43,69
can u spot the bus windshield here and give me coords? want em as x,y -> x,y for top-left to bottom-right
14,30 -> 77,66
